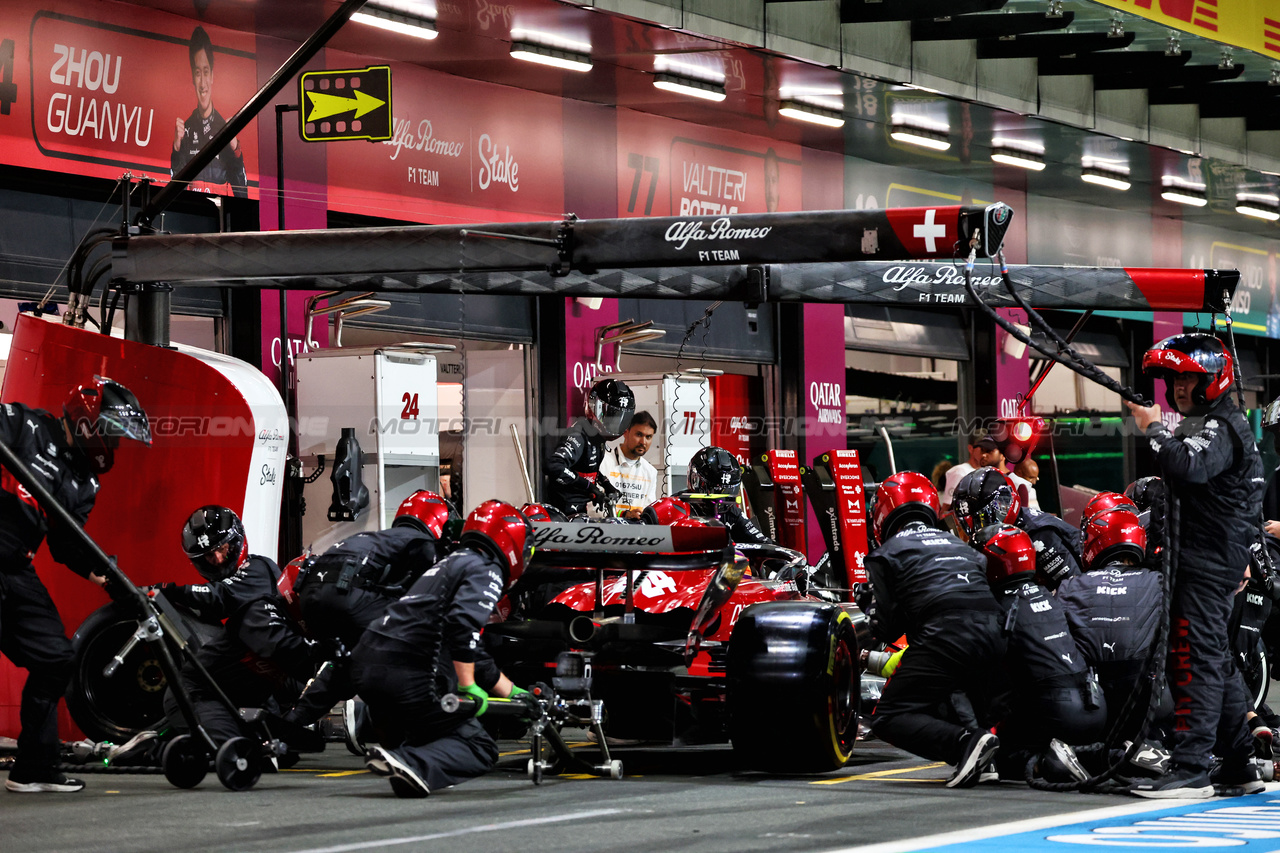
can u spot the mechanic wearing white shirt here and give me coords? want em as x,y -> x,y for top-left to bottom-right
598,411 -> 659,519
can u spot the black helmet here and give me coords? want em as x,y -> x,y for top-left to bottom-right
63,376 -> 151,475
1123,476 -> 1163,514
181,505 -> 247,582
686,446 -> 742,494
1141,333 -> 1233,413
585,378 -> 636,440
951,467 -> 1020,537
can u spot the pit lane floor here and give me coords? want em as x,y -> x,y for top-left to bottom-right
3,734 -> 1237,853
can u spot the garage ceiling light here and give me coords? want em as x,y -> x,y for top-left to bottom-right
653,73 -> 726,102
1160,179 -> 1207,207
890,120 -> 950,151
510,41 -> 593,73
779,99 -> 844,128
351,7 -> 438,40
1236,194 -> 1280,221
1081,166 -> 1131,191
990,146 -> 1045,171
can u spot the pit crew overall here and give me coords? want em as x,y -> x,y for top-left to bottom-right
349,547 -> 505,790
1145,394 -> 1262,772
1017,507 -> 1083,587
0,403 -> 99,777
544,418 -> 609,515
161,555 -> 319,744
1057,562 -> 1169,742
865,523 -> 1006,766
285,527 -> 441,724
992,579 -> 1107,779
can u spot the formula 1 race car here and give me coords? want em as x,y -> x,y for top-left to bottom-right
485,520 -> 863,774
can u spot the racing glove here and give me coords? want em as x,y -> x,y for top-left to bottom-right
508,685 -> 531,700
459,682 -> 490,717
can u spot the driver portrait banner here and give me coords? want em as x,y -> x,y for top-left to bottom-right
828,449 -> 869,584
0,1 -> 260,197
765,449 -> 807,553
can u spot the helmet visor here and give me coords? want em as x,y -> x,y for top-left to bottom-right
99,382 -> 152,445
589,396 -> 634,437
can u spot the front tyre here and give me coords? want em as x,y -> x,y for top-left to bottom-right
727,602 -> 859,773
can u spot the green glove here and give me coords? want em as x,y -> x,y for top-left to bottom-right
459,682 -> 489,717
508,685 -> 531,700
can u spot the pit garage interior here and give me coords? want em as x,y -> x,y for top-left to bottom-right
4,0 -> 1280,851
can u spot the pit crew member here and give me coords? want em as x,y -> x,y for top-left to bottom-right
544,378 -> 635,516
676,446 -> 770,545
1,378 -> 150,793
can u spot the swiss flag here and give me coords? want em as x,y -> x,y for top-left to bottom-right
885,206 -> 962,258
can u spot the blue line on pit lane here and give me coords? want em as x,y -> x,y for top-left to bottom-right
923,794 -> 1280,851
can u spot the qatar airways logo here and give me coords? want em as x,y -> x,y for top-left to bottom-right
477,134 -> 519,192
881,265 -> 1002,291
664,218 -> 773,251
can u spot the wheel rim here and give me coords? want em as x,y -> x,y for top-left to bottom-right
76,620 -> 168,739
216,738 -> 262,792
831,637 -> 857,751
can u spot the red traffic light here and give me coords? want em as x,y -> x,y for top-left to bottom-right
992,417 -> 1044,465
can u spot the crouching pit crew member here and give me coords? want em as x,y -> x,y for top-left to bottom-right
351,500 -> 534,797
860,472 -> 1006,788
159,506 -> 321,752
285,490 -> 456,726
1,378 -> 150,793
1126,333 -> 1264,798
544,378 -> 635,516
973,524 -> 1107,784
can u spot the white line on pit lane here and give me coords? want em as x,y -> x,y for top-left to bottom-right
276,808 -> 629,853
818,796 -> 1264,853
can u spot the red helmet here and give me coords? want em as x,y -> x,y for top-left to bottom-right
972,523 -> 1036,586
1080,491 -> 1138,532
950,467 -> 1020,537
392,490 -> 452,540
460,500 -> 534,588
520,502 -> 567,523
871,472 -> 940,544
1142,333 -> 1233,412
63,376 -> 151,474
1082,507 -> 1147,569
640,497 -> 693,525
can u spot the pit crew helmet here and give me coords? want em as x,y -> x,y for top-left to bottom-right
63,376 -> 151,475
686,447 -> 743,494
520,502 -> 567,523
871,471 -> 940,545
181,505 -> 248,583
392,490 -> 452,541
1142,333 -> 1234,413
1080,491 -> 1138,532
1124,476 -> 1163,514
951,467 -> 1020,537
1081,507 -> 1147,569
640,496 -> 693,525
460,500 -> 535,588
972,523 -> 1036,587
585,378 -> 636,440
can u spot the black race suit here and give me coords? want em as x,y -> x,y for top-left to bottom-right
865,523 -> 1006,766
0,403 -> 99,777
1056,563 -> 1169,741
286,527 -> 440,724
1145,395 -> 1264,771
544,418 -> 609,516
1017,507 -> 1083,587
171,107 -> 248,197
349,547 -> 505,790
161,555 -> 318,744
992,579 -> 1107,778
676,491 -> 771,545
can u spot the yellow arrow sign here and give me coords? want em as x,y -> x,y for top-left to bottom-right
305,88 -> 385,122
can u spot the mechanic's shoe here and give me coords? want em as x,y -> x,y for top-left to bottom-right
343,699 -> 366,754
1130,765 -> 1213,799
947,732 -> 999,789
107,730 -> 160,765
365,747 -> 429,798
1047,739 -> 1089,784
978,761 -> 999,784
1253,724 -> 1274,761
1211,759 -> 1266,797
6,768 -> 85,793
1124,740 -> 1171,778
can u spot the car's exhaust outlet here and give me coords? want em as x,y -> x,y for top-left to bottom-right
568,616 -> 598,645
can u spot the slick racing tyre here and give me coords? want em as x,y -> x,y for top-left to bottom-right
727,602 -> 859,773
66,603 -> 169,743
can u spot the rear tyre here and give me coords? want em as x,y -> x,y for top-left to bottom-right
727,602 -> 859,773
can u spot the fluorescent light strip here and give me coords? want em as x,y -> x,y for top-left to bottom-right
1237,202 -> 1280,221
1161,187 -> 1207,207
778,100 -> 844,128
653,73 -> 726,102
991,148 -> 1045,171
1081,168 -> 1130,191
890,127 -> 950,151
510,43 -> 592,73
352,9 -> 438,40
